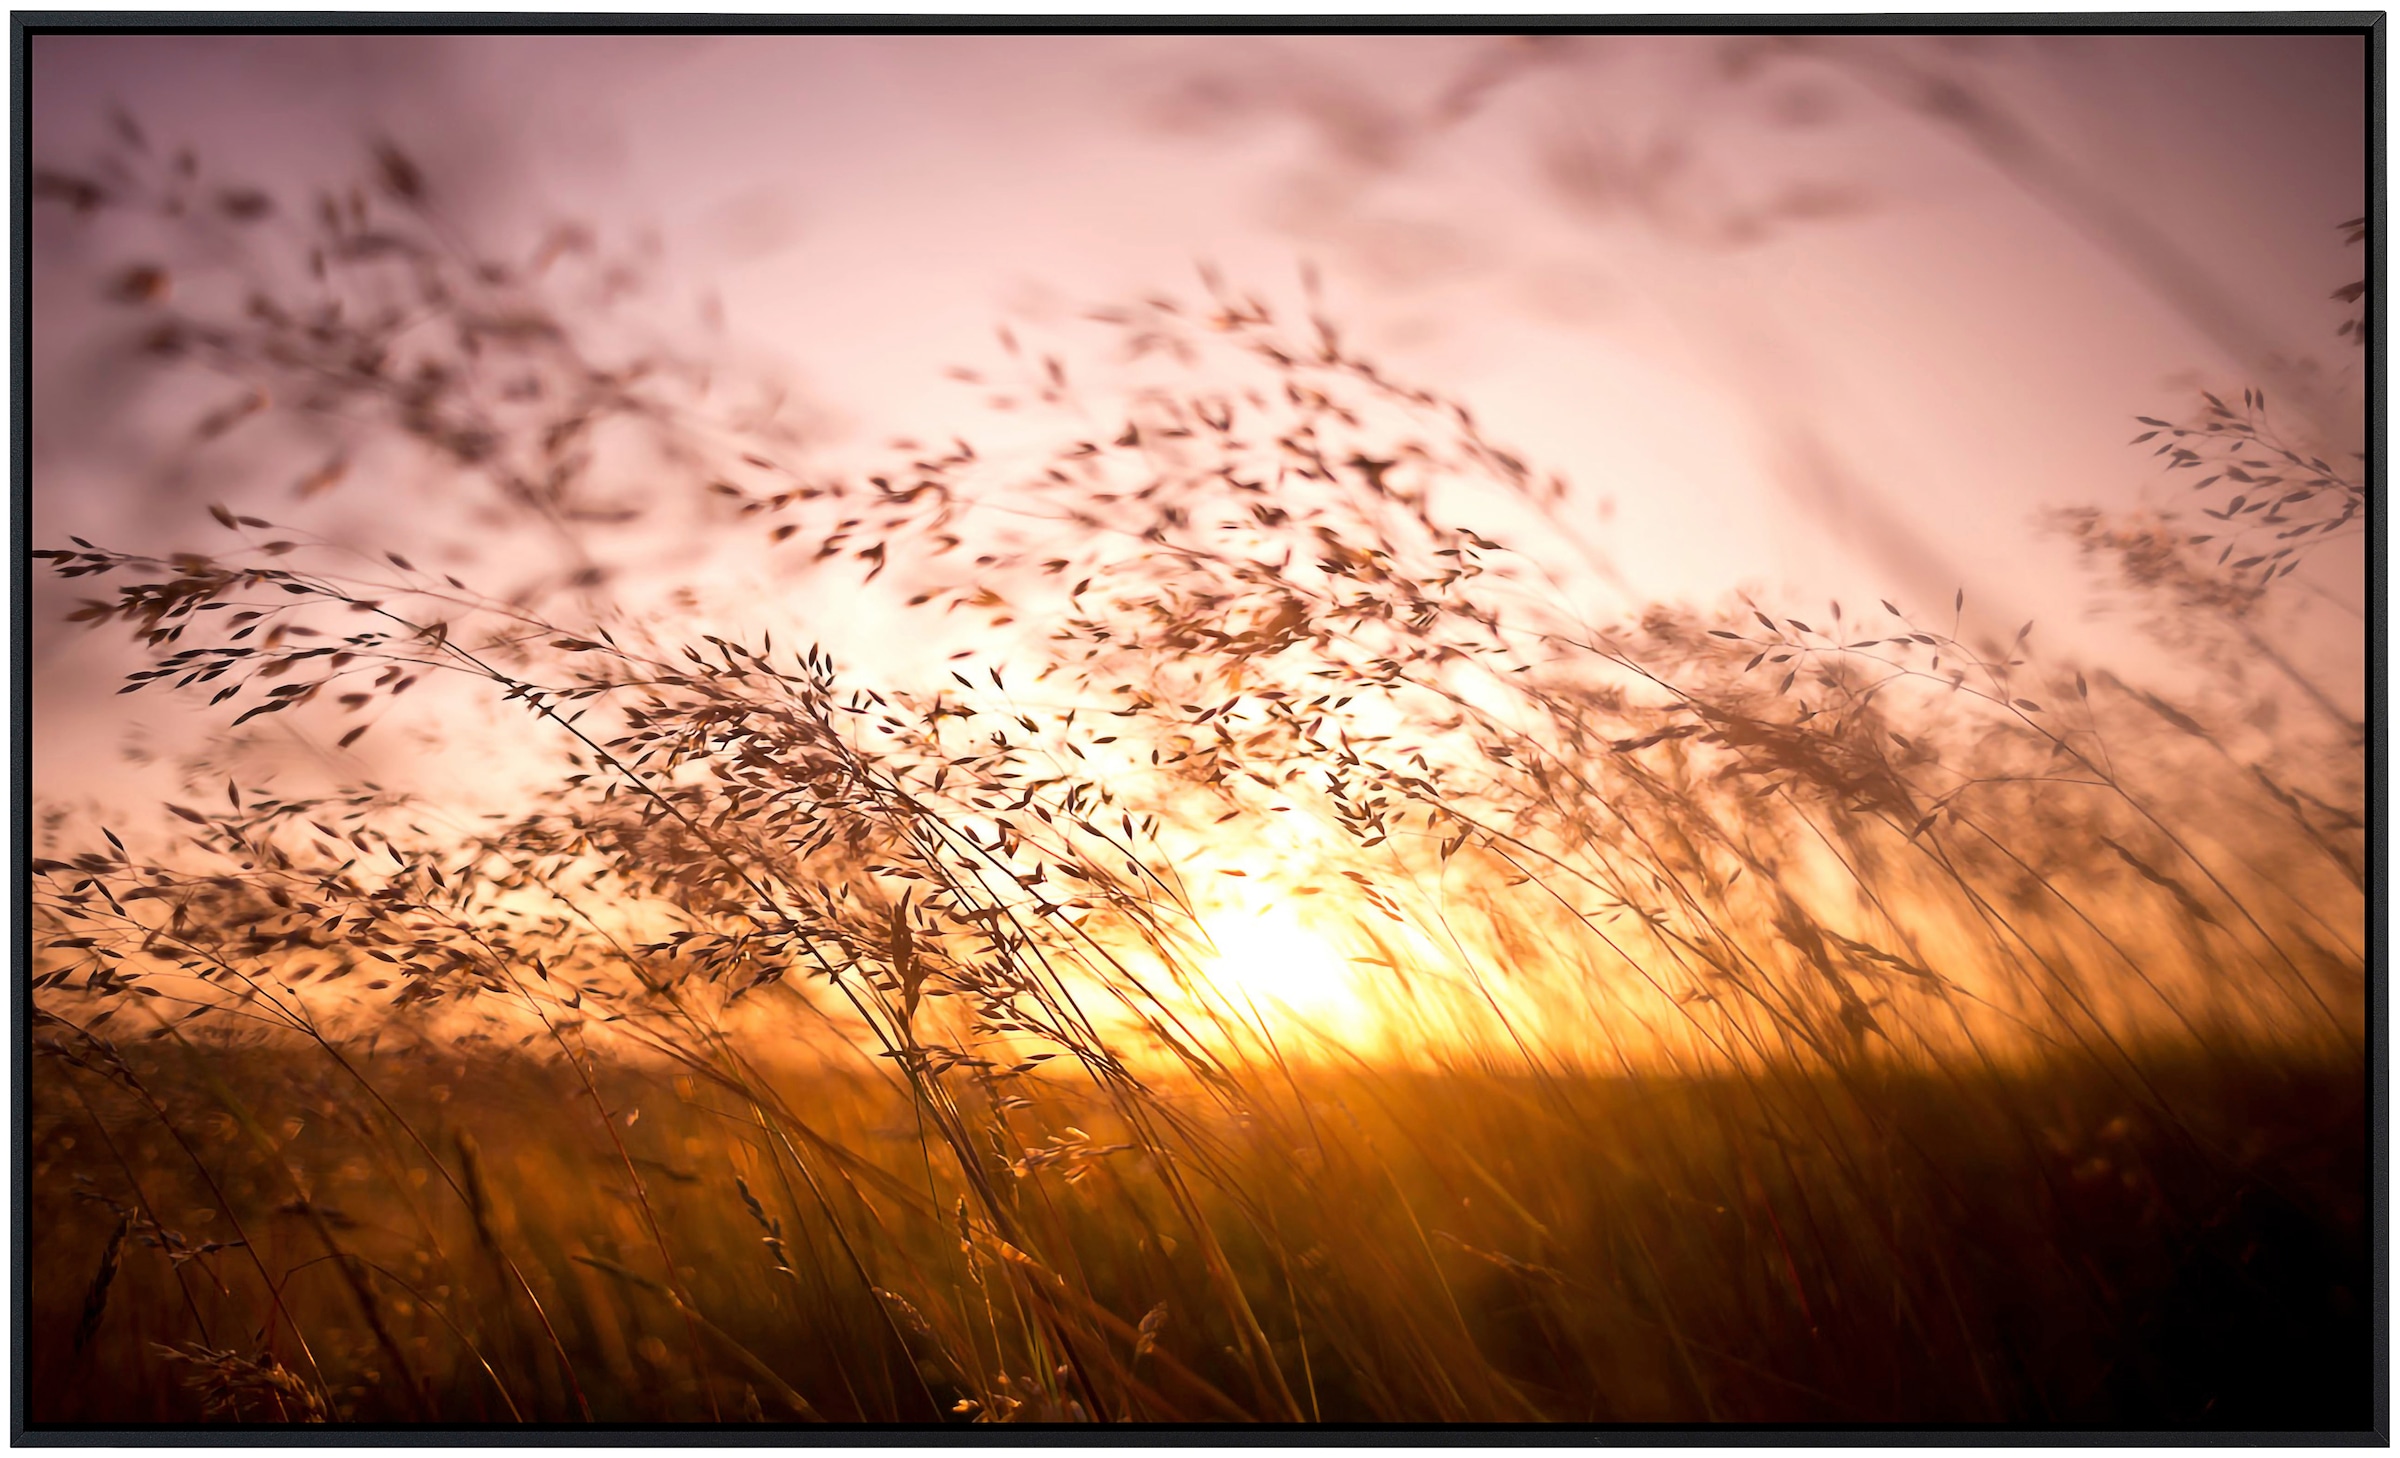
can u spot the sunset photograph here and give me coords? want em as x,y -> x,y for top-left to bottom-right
17,21 -> 2377,1434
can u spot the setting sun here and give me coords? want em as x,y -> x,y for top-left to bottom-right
1197,902 -> 1375,1044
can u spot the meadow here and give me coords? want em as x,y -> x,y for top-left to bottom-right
24,126 -> 2370,1429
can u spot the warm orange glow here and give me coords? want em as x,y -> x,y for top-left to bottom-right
1196,901 -> 1378,1048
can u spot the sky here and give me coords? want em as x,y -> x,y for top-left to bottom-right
25,29 -> 2371,816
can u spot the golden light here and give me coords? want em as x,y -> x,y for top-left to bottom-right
1195,902 -> 1378,1048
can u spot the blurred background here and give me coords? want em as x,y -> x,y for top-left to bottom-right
28,30 -> 2369,817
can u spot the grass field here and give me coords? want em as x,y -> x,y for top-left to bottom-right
25,129 -> 2370,1429
25,1030 -> 2370,1425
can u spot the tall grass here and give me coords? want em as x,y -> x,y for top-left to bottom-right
26,134 -> 2369,1427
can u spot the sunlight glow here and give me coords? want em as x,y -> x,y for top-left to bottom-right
1197,903 -> 1376,1045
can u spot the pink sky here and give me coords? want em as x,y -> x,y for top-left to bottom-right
28,30 -> 2370,815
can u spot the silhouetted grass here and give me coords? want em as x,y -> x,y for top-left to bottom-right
26,1036 -> 2367,1425
25,131 -> 2368,1428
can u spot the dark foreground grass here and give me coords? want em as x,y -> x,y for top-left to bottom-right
28,1034 -> 2367,1427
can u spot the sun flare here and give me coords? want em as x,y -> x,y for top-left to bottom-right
1196,903 -> 1372,1040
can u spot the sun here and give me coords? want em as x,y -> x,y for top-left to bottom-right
1196,903 -> 1373,1042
